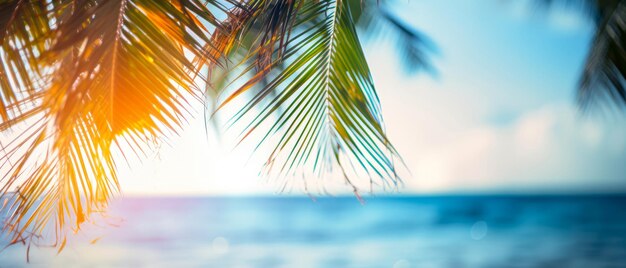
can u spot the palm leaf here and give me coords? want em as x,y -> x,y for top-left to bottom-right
577,0 -> 626,110
1,0 -> 224,248
0,0 -> 54,125
535,0 -> 626,110
221,0 -> 401,194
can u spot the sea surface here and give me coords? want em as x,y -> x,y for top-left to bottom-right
1,195 -> 626,267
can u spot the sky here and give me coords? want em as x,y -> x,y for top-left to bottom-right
117,0 -> 626,196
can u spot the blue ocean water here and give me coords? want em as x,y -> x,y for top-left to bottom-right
1,195 -> 626,267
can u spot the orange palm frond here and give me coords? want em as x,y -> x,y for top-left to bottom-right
0,0 -> 225,249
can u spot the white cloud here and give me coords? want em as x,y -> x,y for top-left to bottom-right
394,103 -> 626,193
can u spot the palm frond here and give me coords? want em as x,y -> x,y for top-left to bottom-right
534,0 -> 626,110
240,0 -> 304,69
1,0 -> 223,248
221,0 -> 401,194
201,0 -> 305,135
0,0 -> 54,125
576,0 -> 626,110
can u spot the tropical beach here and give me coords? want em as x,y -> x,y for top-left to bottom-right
1,0 -> 625,267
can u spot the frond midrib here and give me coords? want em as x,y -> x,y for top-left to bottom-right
321,1 -> 340,155
108,0 -> 129,130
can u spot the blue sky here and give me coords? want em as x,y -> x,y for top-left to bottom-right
117,0 -> 626,195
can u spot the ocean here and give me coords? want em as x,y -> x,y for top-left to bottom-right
1,195 -> 626,267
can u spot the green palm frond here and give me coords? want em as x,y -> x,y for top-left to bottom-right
577,0 -> 626,110
535,0 -> 626,110
1,0 -> 224,248
202,0 -> 306,135
221,0 -> 401,194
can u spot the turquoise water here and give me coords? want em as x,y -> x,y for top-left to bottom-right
1,195 -> 626,267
